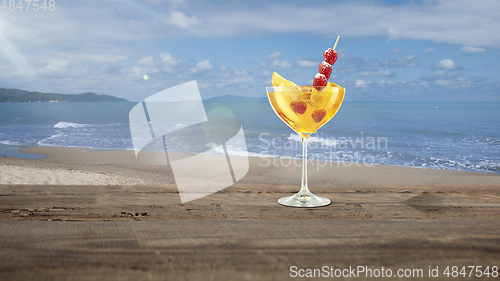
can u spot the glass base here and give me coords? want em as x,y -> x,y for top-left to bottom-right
278,190 -> 331,208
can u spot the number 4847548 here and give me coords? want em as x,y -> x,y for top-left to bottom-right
443,266 -> 498,278
1,0 -> 55,11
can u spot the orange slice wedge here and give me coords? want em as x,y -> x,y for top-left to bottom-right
272,71 -> 297,87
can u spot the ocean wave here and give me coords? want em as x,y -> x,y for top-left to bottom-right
464,136 -> 500,146
0,140 -> 23,145
0,139 -> 41,146
53,121 -> 90,129
37,132 -> 66,146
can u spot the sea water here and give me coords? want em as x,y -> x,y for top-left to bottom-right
0,100 -> 498,174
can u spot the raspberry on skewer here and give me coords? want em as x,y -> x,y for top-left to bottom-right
323,49 -> 338,66
312,73 -> 327,91
318,61 -> 332,80
323,36 -> 340,66
312,36 -> 339,91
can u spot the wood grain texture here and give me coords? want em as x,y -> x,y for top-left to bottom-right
0,184 -> 499,280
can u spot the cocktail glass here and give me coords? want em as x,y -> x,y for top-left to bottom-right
267,83 -> 344,207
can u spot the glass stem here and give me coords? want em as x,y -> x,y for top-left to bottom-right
301,134 -> 310,192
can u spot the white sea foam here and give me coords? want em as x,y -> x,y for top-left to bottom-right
37,132 -> 66,145
53,121 -> 89,129
209,143 -> 276,158
287,134 -> 339,147
0,140 -> 22,145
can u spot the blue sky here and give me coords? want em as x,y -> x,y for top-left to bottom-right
0,0 -> 499,101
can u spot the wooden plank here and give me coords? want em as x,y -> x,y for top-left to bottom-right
0,184 -> 499,280
0,185 -> 499,220
0,219 -> 499,280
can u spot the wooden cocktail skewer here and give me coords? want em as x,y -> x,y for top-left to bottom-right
333,35 -> 340,50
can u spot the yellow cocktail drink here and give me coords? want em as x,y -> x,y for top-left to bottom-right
267,83 -> 344,137
268,36 -> 344,207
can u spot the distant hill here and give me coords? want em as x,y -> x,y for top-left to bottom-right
203,94 -> 267,102
0,88 -> 128,102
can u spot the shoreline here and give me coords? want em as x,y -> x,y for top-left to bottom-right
2,142 -> 498,175
1,145 -> 499,186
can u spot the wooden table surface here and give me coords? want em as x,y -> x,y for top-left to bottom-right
0,184 -> 499,280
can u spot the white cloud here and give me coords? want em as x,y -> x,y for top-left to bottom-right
433,59 -> 459,70
419,71 -> 491,91
296,59 -> 319,68
38,59 -> 69,77
198,82 -> 212,89
169,11 -> 203,29
219,66 -> 231,77
41,59 -> 68,71
137,52 -> 182,73
138,56 -> 156,67
199,0 -> 500,47
260,52 -> 291,70
261,58 -> 292,70
1,42 -> 131,87
234,68 -> 248,75
435,80 -> 454,86
186,59 -> 213,75
2,0 -> 500,50
385,55 -> 416,67
359,70 -> 394,77
256,70 -> 271,79
379,80 -> 397,85
270,59 -> 291,70
159,53 -> 181,66
355,79 -> 369,88
461,46 -> 486,53
266,52 -> 282,60
424,48 -> 435,53
219,67 -> 248,77
216,76 -> 254,88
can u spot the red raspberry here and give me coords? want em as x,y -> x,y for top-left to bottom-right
312,109 -> 326,123
290,101 -> 307,115
318,61 -> 332,80
323,48 -> 338,66
312,73 -> 327,91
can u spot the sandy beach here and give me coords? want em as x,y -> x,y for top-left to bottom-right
1,146 -> 499,280
2,146 -> 500,186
